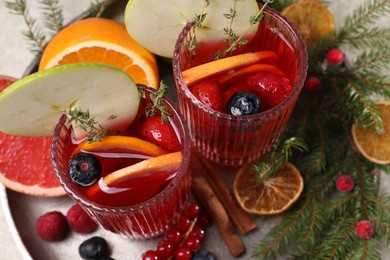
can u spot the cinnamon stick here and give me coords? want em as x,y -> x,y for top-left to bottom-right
192,150 -> 257,235
191,154 -> 246,257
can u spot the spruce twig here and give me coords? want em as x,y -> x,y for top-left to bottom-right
39,0 -> 63,33
5,0 -> 47,58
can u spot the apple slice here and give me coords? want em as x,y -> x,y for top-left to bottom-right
0,63 -> 140,138
124,0 -> 260,58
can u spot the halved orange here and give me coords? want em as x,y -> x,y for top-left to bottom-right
39,18 -> 159,89
72,135 -> 168,157
282,1 -> 336,45
233,162 -> 303,215
352,101 -> 390,165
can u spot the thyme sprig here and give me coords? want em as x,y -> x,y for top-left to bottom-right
144,81 -> 170,122
67,108 -> 108,143
187,0 -> 210,54
215,0 -> 274,59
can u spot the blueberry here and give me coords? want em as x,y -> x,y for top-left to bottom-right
226,91 -> 262,116
79,236 -> 110,259
192,249 -> 216,260
68,152 -> 102,187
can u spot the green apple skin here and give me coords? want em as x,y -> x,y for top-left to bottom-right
124,0 -> 260,58
0,63 -> 140,138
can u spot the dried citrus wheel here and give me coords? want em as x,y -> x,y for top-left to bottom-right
233,162 -> 304,215
282,0 -> 336,45
39,18 -> 159,89
352,101 -> 390,165
72,135 -> 168,157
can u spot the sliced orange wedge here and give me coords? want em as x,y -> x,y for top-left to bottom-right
72,135 -> 168,157
182,51 -> 278,86
86,151 -> 182,200
234,162 -> 303,215
216,63 -> 285,87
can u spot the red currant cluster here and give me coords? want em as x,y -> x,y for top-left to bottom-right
142,202 -> 210,260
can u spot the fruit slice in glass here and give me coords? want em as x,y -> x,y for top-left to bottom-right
173,6 -> 308,167
51,85 -> 191,240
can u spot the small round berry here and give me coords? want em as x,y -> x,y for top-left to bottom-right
355,220 -> 375,239
226,91 -> 262,116
68,152 -> 102,187
178,216 -> 192,233
156,240 -> 175,258
191,225 -> 206,241
66,204 -> 97,233
192,249 -> 216,260
305,77 -> 321,93
175,247 -> 192,260
336,175 -> 355,193
165,227 -> 183,245
326,48 -> 344,66
35,211 -> 69,241
185,202 -> 201,220
184,236 -> 202,252
79,236 -> 110,259
142,250 -> 160,260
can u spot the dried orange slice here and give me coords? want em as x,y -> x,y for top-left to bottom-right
72,135 -> 168,157
233,163 -> 303,215
352,101 -> 390,165
282,0 -> 336,45
39,18 -> 159,89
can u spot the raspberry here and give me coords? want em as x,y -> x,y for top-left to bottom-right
305,77 -> 321,93
336,175 -> 355,193
66,204 -> 97,233
355,220 -> 375,239
326,48 -> 344,66
35,211 -> 69,241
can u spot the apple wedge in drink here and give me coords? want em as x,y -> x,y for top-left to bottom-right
124,0 -> 260,58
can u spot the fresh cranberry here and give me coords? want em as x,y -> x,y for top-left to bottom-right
326,48 -> 344,66
305,77 -> 321,93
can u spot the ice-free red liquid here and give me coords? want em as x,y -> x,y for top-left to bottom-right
174,7 -> 307,166
52,87 -> 191,239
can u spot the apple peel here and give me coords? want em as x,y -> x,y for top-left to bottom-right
182,51 -> 278,86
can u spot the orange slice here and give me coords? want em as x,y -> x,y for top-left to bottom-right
86,151 -> 182,199
39,18 -> 159,89
182,51 -> 278,86
233,162 -> 303,215
282,1 -> 336,45
72,135 -> 168,157
352,101 -> 390,165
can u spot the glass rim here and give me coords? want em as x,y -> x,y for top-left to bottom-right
51,85 -> 191,212
172,6 -> 308,121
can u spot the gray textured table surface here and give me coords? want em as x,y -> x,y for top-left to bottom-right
0,1 -> 389,259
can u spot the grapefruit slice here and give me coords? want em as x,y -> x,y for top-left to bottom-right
0,63 -> 140,139
0,75 -> 65,197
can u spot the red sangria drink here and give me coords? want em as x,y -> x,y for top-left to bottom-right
51,85 -> 191,240
173,6 -> 308,167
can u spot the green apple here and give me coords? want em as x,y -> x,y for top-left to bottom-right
124,0 -> 260,58
0,63 -> 140,138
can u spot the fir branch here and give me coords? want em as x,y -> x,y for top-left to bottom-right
338,0 -> 390,40
251,137 -> 307,181
5,0 -> 47,57
39,0 -> 63,33
350,48 -> 390,74
342,27 -> 390,50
